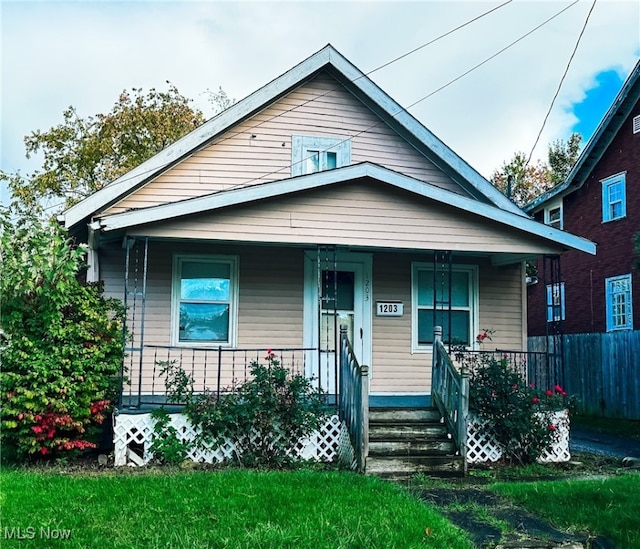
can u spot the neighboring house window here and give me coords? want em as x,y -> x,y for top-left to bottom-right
546,282 -> 565,322
291,135 -> 351,176
412,263 -> 478,349
172,255 -> 238,346
544,200 -> 563,230
633,115 -> 640,134
605,274 -> 633,331
601,173 -> 626,222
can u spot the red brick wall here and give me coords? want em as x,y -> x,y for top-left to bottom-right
528,102 -> 640,335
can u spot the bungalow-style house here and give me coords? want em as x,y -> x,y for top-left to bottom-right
525,59 -> 639,419
60,45 -> 594,471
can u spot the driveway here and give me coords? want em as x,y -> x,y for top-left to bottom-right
571,426 -> 640,459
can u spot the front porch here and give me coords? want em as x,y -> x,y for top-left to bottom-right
114,327 -> 570,474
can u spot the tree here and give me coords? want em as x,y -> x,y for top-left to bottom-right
2,83 -> 207,210
491,133 -> 582,207
0,205 -> 126,461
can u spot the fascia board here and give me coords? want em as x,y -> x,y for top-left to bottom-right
96,162 -> 596,255
62,47 -> 334,230
327,49 -> 526,218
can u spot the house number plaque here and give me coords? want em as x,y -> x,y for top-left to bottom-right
376,301 -> 403,316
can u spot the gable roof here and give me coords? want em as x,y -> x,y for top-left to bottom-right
526,58 -> 640,213
91,161 -> 595,255
61,44 -> 525,230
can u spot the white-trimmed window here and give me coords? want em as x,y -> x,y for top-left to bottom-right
172,255 -> 238,346
605,274 -> 633,331
291,135 -> 351,176
544,200 -> 563,230
633,115 -> 640,134
546,282 -> 565,322
412,263 -> 478,349
602,173 -> 626,222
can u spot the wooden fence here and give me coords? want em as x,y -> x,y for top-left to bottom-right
528,331 -> 640,420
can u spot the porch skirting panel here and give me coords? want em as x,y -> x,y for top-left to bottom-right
466,410 -> 571,464
113,412 -> 353,467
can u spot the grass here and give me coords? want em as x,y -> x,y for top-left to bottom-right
572,413 -> 640,440
0,467 -> 473,549
491,473 -> 640,548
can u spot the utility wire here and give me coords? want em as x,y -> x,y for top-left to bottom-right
222,0 -> 582,193
526,0 -> 597,167
79,0 -> 514,197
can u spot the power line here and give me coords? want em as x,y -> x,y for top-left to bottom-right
526,0 -> 597,167
75,1 -> 515,199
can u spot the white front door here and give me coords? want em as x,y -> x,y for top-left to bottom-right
303,251 -> 372,394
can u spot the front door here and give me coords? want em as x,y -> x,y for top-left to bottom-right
303,251 -> 372,394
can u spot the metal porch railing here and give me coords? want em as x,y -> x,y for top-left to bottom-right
120,345 -> 317,408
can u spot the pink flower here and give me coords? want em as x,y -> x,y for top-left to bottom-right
549,424 -> 556,431
40,447 -> 49,455
546,390 -> 553,397
512,384 -> 518,390
532,397 -> 539,404
562,391 -> 567,397
554,384 -> 564,393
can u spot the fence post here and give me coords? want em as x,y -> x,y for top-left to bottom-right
360,364 -> 369,473
459,370 -> 469,474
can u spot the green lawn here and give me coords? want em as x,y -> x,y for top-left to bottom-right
491,473 -> 640,548
0,468 -> 473,548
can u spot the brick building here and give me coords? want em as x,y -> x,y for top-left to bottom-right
526,60 -> 640,337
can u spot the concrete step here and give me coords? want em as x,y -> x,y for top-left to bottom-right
368,439 -> 456,456
367,455 -> 465,479
368,423 -> 449,439
369,407 -> 442,423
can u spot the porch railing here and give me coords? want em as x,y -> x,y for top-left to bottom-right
451,349 -> 552,390
431,326 -> 469,472
338,324 -> 369,473
120,345 -> 316,408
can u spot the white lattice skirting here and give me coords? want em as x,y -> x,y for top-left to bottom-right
466,409 -> 571,464
113,412 -> 352,467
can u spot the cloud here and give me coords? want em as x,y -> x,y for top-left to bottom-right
2,0 -> 638,192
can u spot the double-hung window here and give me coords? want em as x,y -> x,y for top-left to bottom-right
546,282 -> 565,322
601,173 -> 626,222
544,200 -> 563,230
412,263 -> 477,350
291,135 -> 351,176
605,274 -> 633,331
172,255 -> 238,346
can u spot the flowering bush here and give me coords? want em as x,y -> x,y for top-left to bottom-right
0,209 -> 125,462
159,350 -> 329,468
469,355 -> 566,464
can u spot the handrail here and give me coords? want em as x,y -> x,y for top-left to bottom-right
431,326 -> 469,473
338,324 -> 369,473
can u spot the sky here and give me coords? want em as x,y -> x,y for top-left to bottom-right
1,0 -> 639,207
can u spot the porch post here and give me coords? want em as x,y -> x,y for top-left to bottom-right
360,364 -> 369,473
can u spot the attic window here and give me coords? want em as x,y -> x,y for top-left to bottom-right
544,200 -> 563,230
633,115 -> 640,134
291,135 -> 351,176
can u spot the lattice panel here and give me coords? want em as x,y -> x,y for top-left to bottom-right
114,412 -> 348,467
467,410 -> 570,464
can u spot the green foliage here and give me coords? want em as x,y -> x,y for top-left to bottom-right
149,408 -> 189,465
2,83 -> 205,210
469,355 -> 564,465
491,133 -> 582,207
161,351 -> 329,468
0,207 -> 126,461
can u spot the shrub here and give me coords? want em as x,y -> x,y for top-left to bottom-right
160,350 -> 329,468
0,208 -> 126,462
469,355 -> 564,465
148,408 -> 189,465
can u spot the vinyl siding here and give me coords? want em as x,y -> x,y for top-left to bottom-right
101,243 -> 525,396
128,180 -> 563,255
104,72 -> 466,215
